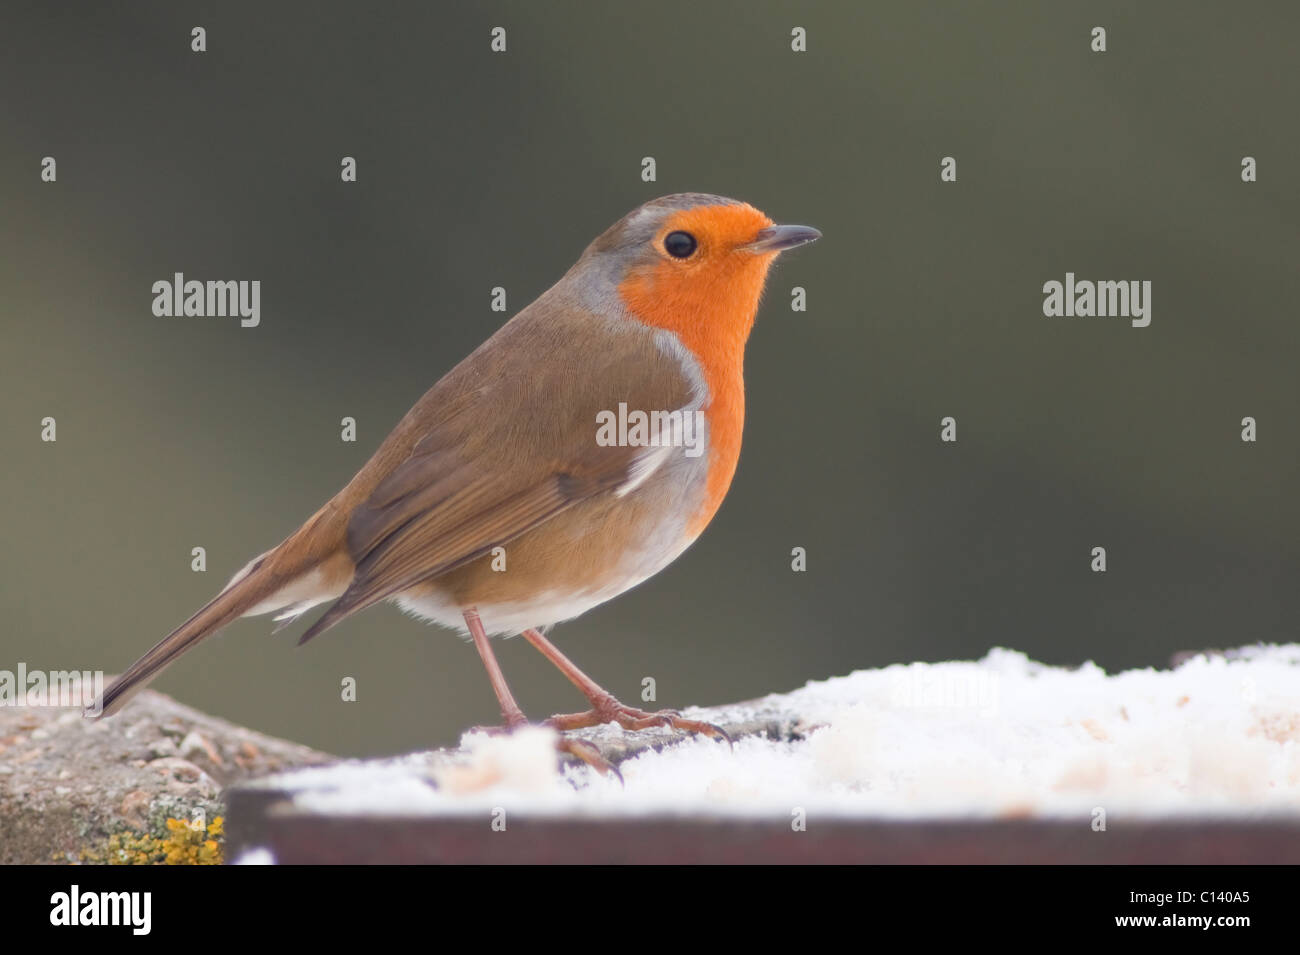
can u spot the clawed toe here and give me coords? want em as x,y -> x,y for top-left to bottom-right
464,721 -> 623,781
664,715 -> 734,747
544,700 -> 733,749
556,737 -> 622,781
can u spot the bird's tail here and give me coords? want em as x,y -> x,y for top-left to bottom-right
86,505 -> 351,718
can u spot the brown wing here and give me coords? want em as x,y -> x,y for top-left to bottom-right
297,302 -> 694,643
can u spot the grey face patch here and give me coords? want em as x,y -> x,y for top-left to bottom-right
557,194 -> 744,318
590,193 -> 743,257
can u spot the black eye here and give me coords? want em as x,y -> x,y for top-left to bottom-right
663,231 -> 697,258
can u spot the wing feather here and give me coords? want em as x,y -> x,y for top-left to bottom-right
296,306 -> 698,644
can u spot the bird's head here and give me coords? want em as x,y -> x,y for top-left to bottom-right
575,193 -> 820,359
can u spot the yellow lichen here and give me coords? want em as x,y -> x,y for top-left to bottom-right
81,816 -> 225,866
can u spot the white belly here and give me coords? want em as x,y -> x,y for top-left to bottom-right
394,522 -> 698,637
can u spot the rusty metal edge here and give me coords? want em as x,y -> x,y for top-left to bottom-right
225,789 -> 1300,864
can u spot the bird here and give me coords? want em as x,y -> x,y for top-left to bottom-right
88,193 -> 820,773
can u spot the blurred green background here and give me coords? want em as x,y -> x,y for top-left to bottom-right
2,2 -> 1296,757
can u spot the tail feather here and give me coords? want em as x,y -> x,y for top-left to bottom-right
88,510 -> 352,718
88,565 -> 271,717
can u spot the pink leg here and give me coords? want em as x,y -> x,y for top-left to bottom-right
463,608 -> 527,728
462,609 -> 615,775
520,627 -> 732,744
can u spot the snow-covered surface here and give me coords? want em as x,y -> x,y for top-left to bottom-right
230,848 -> 276,865
262,646 -> 1300,819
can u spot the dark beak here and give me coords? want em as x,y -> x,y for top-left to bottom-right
743,224 -> 822,253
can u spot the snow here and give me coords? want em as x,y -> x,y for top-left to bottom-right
230,847 -> 276,865
269,646 -> 1300,819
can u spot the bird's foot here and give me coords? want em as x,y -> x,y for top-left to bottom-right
555,736 -> 621,780
466,717 -> 622,779
544,695 -> 734,747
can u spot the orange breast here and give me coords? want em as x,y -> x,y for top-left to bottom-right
616,206 -> 776,536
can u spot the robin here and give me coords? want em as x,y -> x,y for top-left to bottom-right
89,193 -> 820,772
